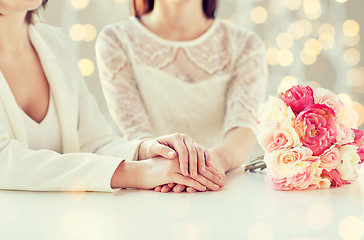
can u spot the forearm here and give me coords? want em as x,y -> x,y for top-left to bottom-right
110,160 -> 146,188
210,127 -> 256,172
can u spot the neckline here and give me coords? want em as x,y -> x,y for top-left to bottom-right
130,16 -> 219,47
21,95 -> 53,125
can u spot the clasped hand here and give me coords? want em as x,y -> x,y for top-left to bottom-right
139,133 -> 225,193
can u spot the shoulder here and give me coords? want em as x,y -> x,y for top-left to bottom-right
97,20 -> 135,47
31,23 -> 70,47
217,20 -> 265,51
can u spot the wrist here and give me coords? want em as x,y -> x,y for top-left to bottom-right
209,147 -> 230,172
110,160 -> 146,189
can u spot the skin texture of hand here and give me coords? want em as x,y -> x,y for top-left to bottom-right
155,127 -> 256,193
110,157 -> 223,191
138,133 -> 211,178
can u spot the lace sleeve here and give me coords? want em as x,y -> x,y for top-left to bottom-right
96,26 -> 154,140
223,32 -> 268,135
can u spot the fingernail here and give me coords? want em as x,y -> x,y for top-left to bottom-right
214,184 -> 219,190
168,151 -> 175,158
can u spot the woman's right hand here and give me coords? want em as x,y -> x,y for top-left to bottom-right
111,156 -> 223,191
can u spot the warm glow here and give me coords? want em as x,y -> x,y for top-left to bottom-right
113,0 -> 127,3
338,216 -> 364,240
344,35 -> 360,47
83,24 -> 97,42
277,49 -> 294,67
278,76 -> 298,93
288,22 -> 305,40
78,59 -> 94,77
300,49 -> 317,65
299,19 -> 313,36
248,222 -> 274,240
343,20 -> 360,37
319,33 -> 335,50
267,48 -> 279,66
319,24 -> 336,36
347,67 -> 364,93
276,33 -> 294,49
71,0 -> 90,9
343,48 -> 361,66
251,7 -> 268,24
303,0 -> 322,20
338,93 -> 353,105
69,24 -> 86,42
304,38 -> 322,56
336,0 -> 348,2
284,0 -> 302,10
306,203 -> 334,230
307,81 -> 321,89
352,101 -> 364,127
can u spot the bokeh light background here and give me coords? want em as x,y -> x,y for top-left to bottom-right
41,0 -> 364,133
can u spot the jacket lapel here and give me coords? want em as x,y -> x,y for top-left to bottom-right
28,24 -> 79,153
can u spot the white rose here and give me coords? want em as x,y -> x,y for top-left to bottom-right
336,145 -> 360,181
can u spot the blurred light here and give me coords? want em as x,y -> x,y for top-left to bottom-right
304,38 -> 322,56
307,81 -> 321,89
71,0 -> 90,9
352,101 -> 364,127
319,33 -> 335,50
319,23 -> 336,36
248,222 -> 274,240
267,48 -> 279,65
299,19 -> 313,36
269,0 -> 285,14
83,24 -> 97,42
338,93 -> 352,105
63,210 -> 88,237
303,0 -> 322,20
251,6 -> 268,24
336,0 -> 348,2
347,67 -> 364,93
344,35 -> 360,47
338,216 -> 364,240
343,48 -> 361,66
343,20 -> 360,37
69,24 -> 86,41
300,49 -> 317,65
278,76 -> 298,93
78,59 -> 94,77
306,203 -> 333,230
284,0 -> 302,10
288,22 -> 305,40
277,49 -> 294,66
113,0 -> 127,3
276,32 -> 294,49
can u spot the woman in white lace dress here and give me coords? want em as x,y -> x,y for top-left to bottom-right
96,0 -> 267,192
0,0 -> 224,192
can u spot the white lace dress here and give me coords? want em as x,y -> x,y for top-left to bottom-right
96,17 -> 267,148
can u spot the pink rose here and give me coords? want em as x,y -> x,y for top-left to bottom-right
321,169 -> 350,187
319,146 -> 340,171
279,85 -> 314,114
314,88 -> 343,116
352,129 -> 364,164
258,126 -> 301,153
295,104 -> 337,156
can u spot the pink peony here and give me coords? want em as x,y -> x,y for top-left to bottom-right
352,129 -> 364,164
279,85 -> 314,114
336,121 -> 355,145
314,88 -> 343,116
295,104 -> 337,156
319,146 -> 340,171
321,169 -> 350,187
266,160 -> 320,190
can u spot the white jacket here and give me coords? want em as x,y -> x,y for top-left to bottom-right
0,23 -> 142,192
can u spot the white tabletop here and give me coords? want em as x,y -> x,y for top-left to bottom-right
0,167 -> 363,240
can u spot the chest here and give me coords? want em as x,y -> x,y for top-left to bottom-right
0,49 -> 49,123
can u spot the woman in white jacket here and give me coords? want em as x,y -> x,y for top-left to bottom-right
0,0 -> 223,192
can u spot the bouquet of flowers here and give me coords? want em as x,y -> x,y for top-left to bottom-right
248,85 -> 364,190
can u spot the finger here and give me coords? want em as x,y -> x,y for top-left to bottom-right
186,187 -> 197,193
194,173 -> 221,191
168,183 -> 176,188
155,186 -> 162,192
161,184 -> 173,193
184,138 -> 198,178
151,143 -> 176,159
207,165 -> 224,180
201,168 -> 225,188
173,139 -> 189,176
205,151 -> 212,167
196,145 -> 206,175
173,184 -> 187,193
172,174 -> 206,192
